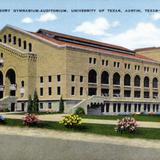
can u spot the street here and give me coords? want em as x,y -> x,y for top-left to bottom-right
0,134 -> 159,160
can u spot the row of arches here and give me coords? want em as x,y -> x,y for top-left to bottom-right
0,69 -> 16,85
0,69 -> 16,98
88,69 -> 158,88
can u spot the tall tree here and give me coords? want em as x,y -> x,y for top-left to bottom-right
27,95 -> 33,113
59,96 -> 64,113
33,90 -> 39,113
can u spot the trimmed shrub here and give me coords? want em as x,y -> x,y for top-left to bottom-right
75,107 -> 85,115
59,114 -> 82,128
115,117 -> 138,133
23,113 -> 39,126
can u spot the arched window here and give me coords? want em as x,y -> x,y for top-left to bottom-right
144,76 -> 149,87
153,77 -> 158,88
134,75 -> 140,86
88,69 -> 97,83
6,69 -> 16,84
113,73 -> 120,85
8,34 -> 11,43
18,38 -> 21,47
4,35 -> 6,43
29,43 -> 32,52
124,74 -> 131,86
23,41 -> 27,49
13,36 -> 16,45
101,71 -> 109,84
0,71 -> 3,85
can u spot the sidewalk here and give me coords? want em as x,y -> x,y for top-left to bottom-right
2,112 -> 160,129
0,125 -> 160,149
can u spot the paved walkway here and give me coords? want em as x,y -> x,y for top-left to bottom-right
2,112 -> 160,128
0,125 -> 160,149
1,130 -> 160,160
0,112 -> 160,150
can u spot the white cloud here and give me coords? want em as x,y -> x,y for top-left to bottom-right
151,13 -> 160,21
37,13 -> 57,22
74,17 -> 119,36
22,17 -> 33,24
111,21 -> 120,27
101,22 -> 160,49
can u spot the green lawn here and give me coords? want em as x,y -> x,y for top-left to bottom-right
2,118 -> 160,140
82,114 -> 160,122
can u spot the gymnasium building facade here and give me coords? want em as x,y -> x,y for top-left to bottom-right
0,25 -> 160,115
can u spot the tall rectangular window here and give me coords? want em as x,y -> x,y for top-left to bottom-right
48,102 -> 52,109
18,38 -> 21,47
117,62 -> 120,68
125,63 -> 127,69
89,57 -> 92,63
48,87 -> 52,95
40,76 -> 43,83
138,104 -> 141,112
106,103 -> 110,112
80,87 -> 83,95
13,36 -> 16,45
80,76 -> 83,82
124,103 -> 127,112
8,34 -> 11,43
29,43 -> 32,52
71,75 -> 75,81
102,59 -> 104,65
105,60 -> 108,66
57,87 -> 61,95
48,75 -> 52,82
128,64 -> 131,69
57,75 -> 61,82
4,35 -> 6,43
117,103 -> 121,112
71,87 -> 75,95
24,41 -> 27,49
113,103 -> 116,112
40,88 -> 43,96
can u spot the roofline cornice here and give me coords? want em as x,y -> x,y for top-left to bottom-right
0,24 -> 66,49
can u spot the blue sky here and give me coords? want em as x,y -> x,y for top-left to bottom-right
1,0 -> 160,49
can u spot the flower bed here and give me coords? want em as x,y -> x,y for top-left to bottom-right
23,113 -> 39,126
59,114 -> 82,128
115,117 -> 138,133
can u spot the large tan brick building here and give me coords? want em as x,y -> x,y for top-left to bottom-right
0,25 -> 160,115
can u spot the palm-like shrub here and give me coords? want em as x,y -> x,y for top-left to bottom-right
59,114 -> 82,128
23,113 -> 39,126
115,117 -> 138,133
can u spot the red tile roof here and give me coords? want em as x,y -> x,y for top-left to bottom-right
31,30 -> 157,63
37,29 -> 134,53
135,47 -> 160,52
